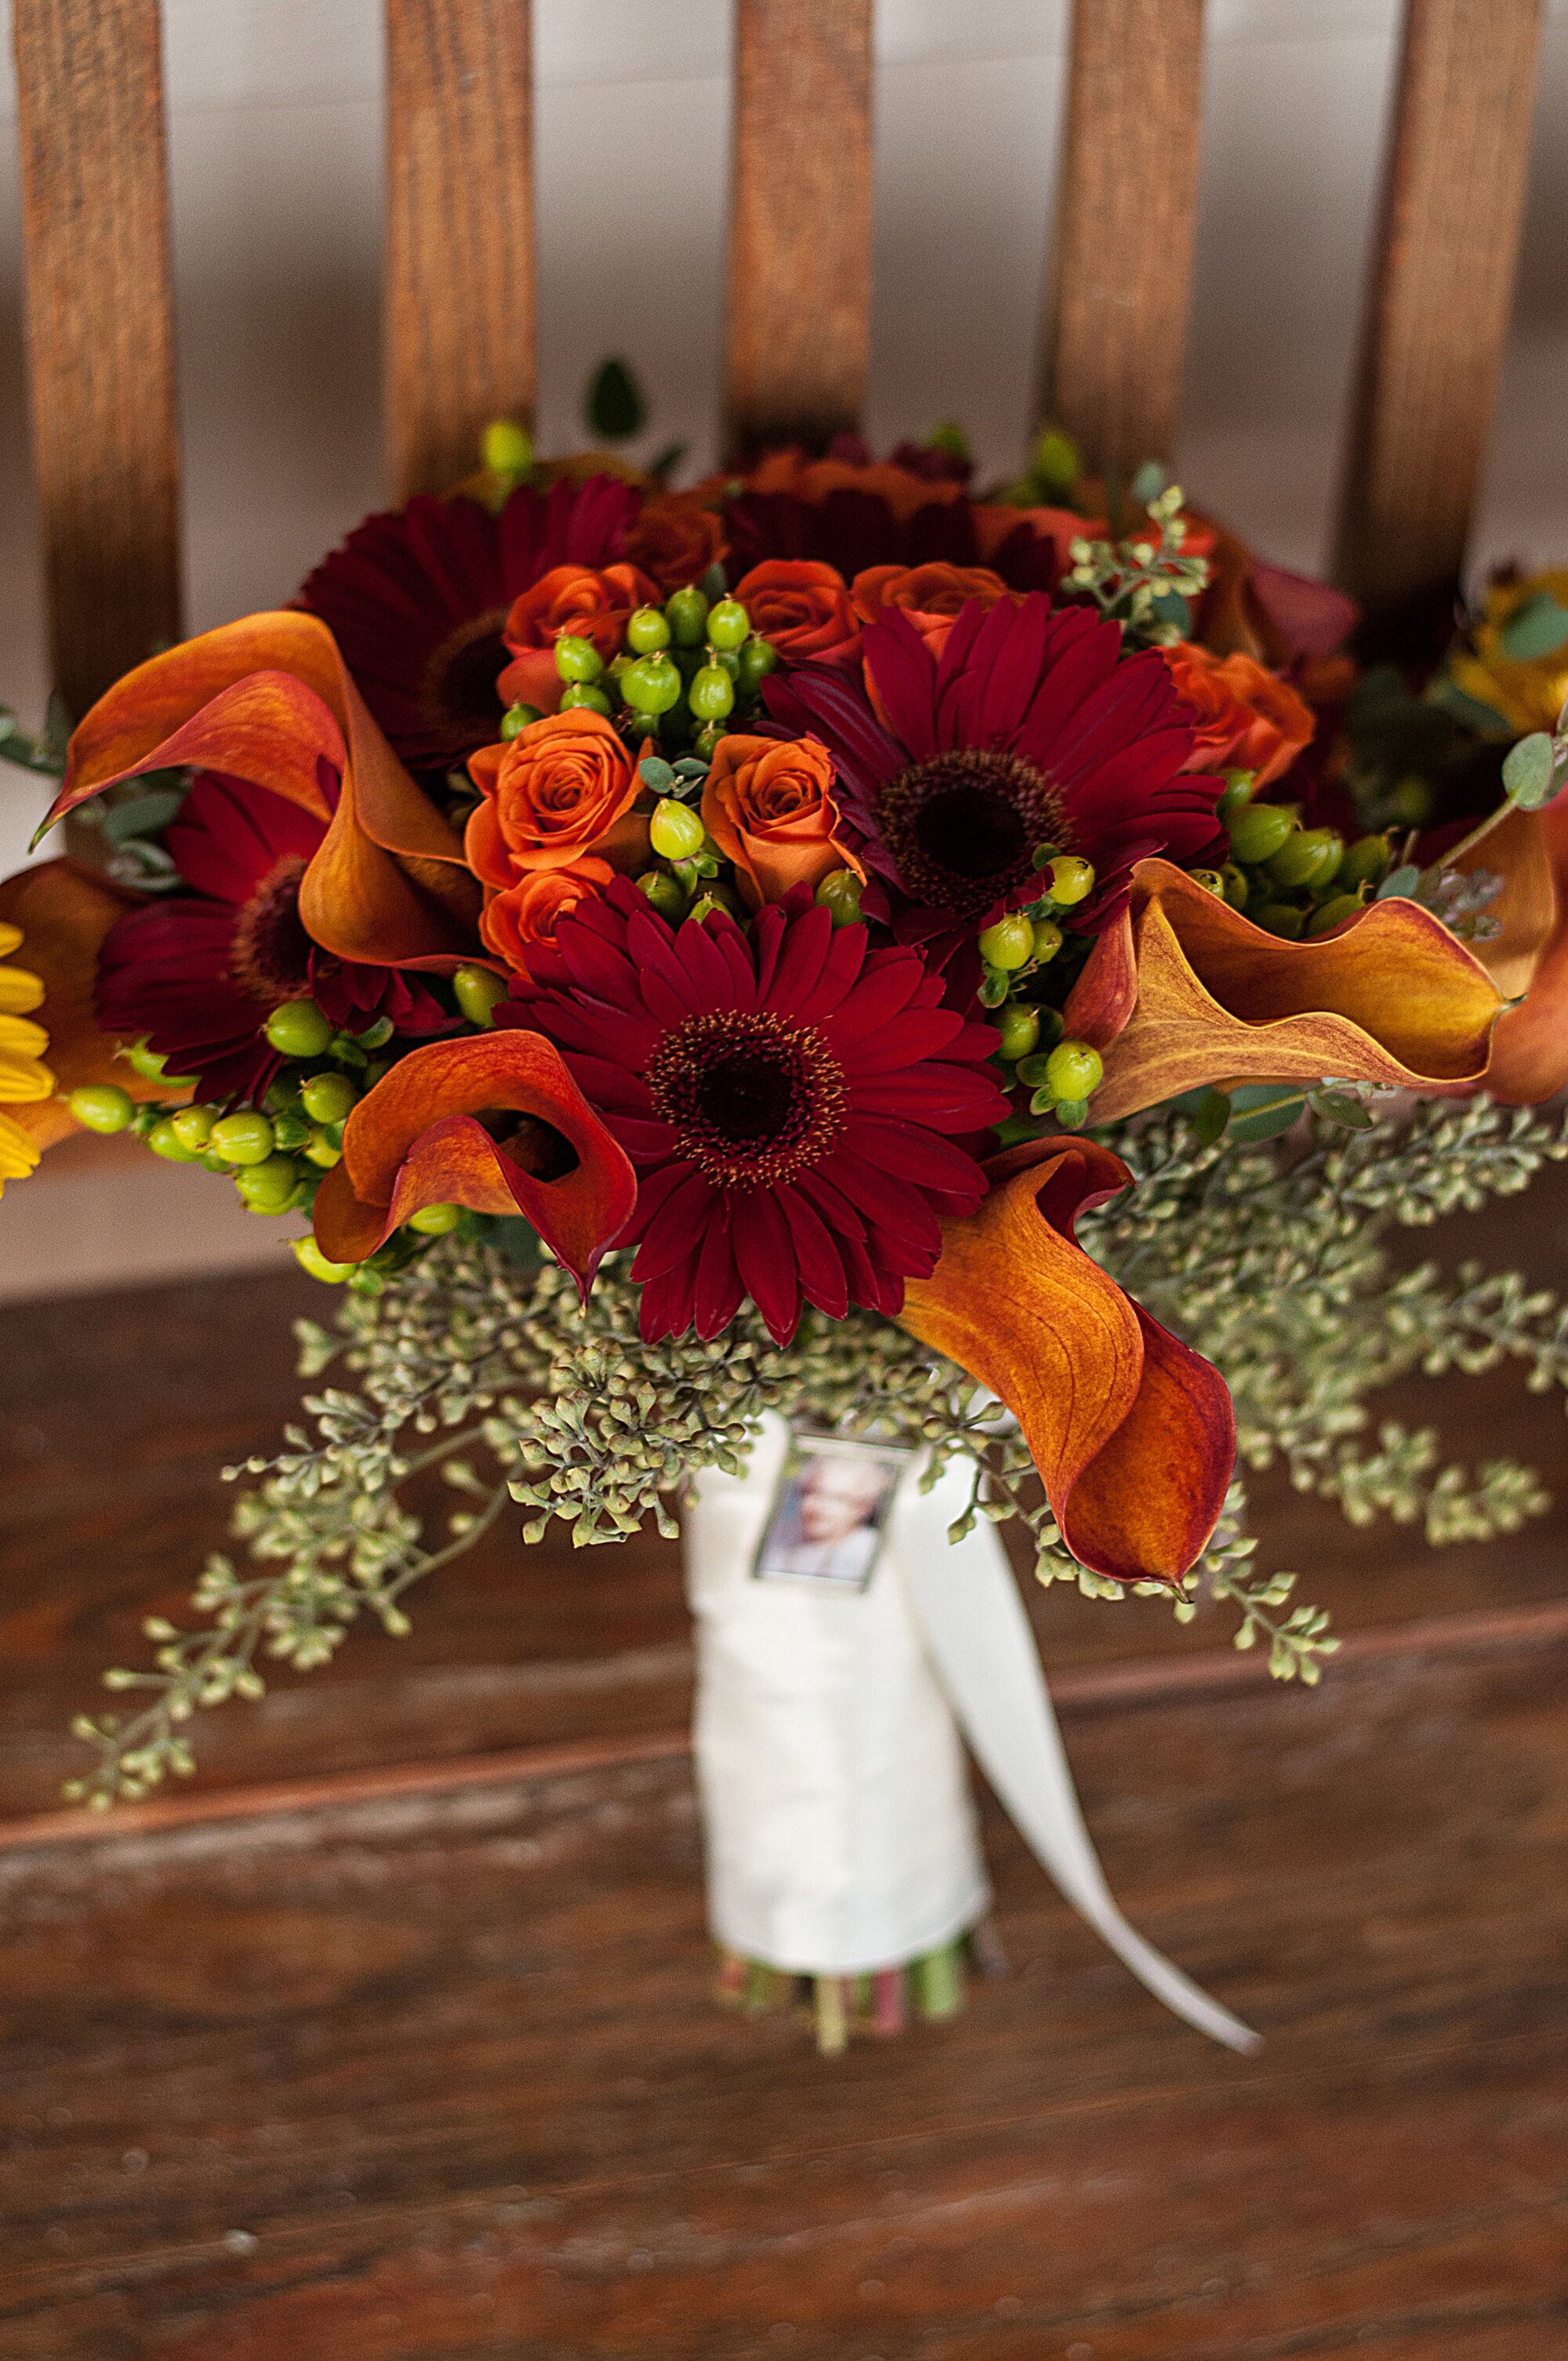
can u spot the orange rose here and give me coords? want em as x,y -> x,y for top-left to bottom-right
851,562 -> 1016,658
479,855 -> 613,979
742,452 -> 968,522
731,559 -> 860,670
466,710 -> 647,880
1162,642 -> 1314,790
622,495 -> 727,594
497,561 -> 660,713
700,734 -> 865,908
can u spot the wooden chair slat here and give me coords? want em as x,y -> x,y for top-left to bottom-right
1335,0 -> 1544,615
13,0 -> 183,724
725,0 -> 874,463
384,0 -> 535,503
1042,0 -> 1206,478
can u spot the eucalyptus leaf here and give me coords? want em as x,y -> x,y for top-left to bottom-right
1501,731 -> 1564,812
1308,1090 -> 1376,1131
1190,1088 -> 1232,1147
637,757 -> 677,795
1377,863 -> 1421,900
103,788 -> 185,844
1227,1088 -> 1306,1143
1497,590 -> 1568,663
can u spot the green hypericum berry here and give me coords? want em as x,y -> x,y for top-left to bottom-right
626,605 -> 672,655
147,1114 -> 200,1162
977,914 -> 1035,971
996,1003 -> 1041,1062
737,637 -> 779,693
559,682 -> 613,715
481,418 -> 533,480
622,653 -> 682,715
1252,901 -> 1306,939
665,587 -> 710,647
1391,775 -> 1434,827
209,1110 -> 276,1166
554,634 -> 604,684
264,999 -> 333,1059
814,869 -> 863,928
452,964 -> 508,1028
1030,917 -> 1064,963
1266,826 -> 1342,891
1226,801 -> 1297,865
1189,868 -> 1227,898
169,1104 -> 216,1152
293,1237 -> 354,1284
1047,855 -> 1095,907
1307,892 -> 1367,936
299,1070 -> 357,1125
1338,833 -> 1392,889
688,663 -> 735,721
688,888 -> 741,924
67,1083 -> 135,1134
637,870 -> 688,924
706,599 -> 750,652
649,798 -> 707,860
407,1200 -> 463,1235
234,1153 -> 301,1212
693,721 -> 729,760
499,701 -> 541,741
303,1131 -> 342,1168
1044,1039 -> 1103,1102
1221,863 -> 1250,908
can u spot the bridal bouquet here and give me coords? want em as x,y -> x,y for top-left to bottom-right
5,419 -> 1566,2047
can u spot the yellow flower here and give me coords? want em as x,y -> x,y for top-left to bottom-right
0,918 -> 53,1197
1449,568 -> 1568,739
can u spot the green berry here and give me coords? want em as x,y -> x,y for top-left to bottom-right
294,1237 -> 354,1284
1044,1039 -> 1103,1102
299,1070 -> 357,1125
693,721 -> 729,760
68,1083 -> 135,1135
264,999 -> 333,1059
1047,855 -> 1095,907
648,798 -> 706,860
303,1132 -> 342,1168
481,418 -> 533,479
452,964 -> 508,1029
1221,863 -> 1250,909
814,869 -> 864,928
1306,892 -> 1367,936
665,587 -> 710,647
626,605 -> 672,655
688,888 -> 740,924
996,1003 -> 1041,1062
234,1152 -> 302,1212
1252,901 -> 1306,939
559,682 -> 612,715
1189,868 -> 1227,898
147,1115 -> 200,1163
1266,826 -> 1342,891
1030,917 -> 1064,963
169,1104 -> 216,1152
408,1200 -> 463,1236
1218,772 -> 1257,816
1338,834 -> 1392,890
706,599 -> 750,652
1391,775 -> 1435,827
637,870 -> 688,924
500,701 -> 541,741
737,637 -> 779,694
554,634 -> 604,684
688,663 -> 735,721
622,654 -> 682,715
1227,801 -> 1297,865
209,1110 -> 276,1167
978,914 -> 1035,972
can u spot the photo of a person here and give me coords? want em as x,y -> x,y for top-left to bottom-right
753,1439 -> 906,1591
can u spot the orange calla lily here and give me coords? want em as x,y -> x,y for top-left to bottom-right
901,1137 -> 1235,1584
312,1030 -> 637,1289
1065,861 -> 1503,1124
42,612 -> 481,968
0,859 -> 181,1150
1449,794 -> 1568,1104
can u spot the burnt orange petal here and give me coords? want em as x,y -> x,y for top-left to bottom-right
45,612 -> 480,966
312,1029 -> 637,1289
1450,797 -> 1568,1103
1088,860 -> 1502,1123
0,859 -> 176,1150
900,1138 -> 1235,1583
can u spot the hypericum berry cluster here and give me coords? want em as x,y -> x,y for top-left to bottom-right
968,848 -> 1104,1133
1217,774 -> 1394,940
501,588 -> 779,765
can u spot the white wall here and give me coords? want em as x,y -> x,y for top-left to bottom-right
1,0 -> 1565,1294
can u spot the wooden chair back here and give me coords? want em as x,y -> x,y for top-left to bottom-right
10,0 -> 1547,725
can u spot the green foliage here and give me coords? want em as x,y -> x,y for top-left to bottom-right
68,1099 -> 1568,1807
584,356 -> 646,441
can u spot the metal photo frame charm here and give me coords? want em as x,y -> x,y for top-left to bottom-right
750,1430 -> 914,1594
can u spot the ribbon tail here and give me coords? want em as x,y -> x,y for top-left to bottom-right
895,1469 -> 1262,2055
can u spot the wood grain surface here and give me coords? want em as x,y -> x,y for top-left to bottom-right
12,0 -> 183,723
1334,0 -> 1544,616
384,0 -> 535,501
2,1623 -> 1566,2358
1040,0 -> 1207,477
725,0 -> 874,462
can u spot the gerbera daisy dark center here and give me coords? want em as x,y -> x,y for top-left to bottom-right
647,1009 -> 846,1190
423,608 -> 510,743
874,748 -> 1070,922
229,855 -> 314,1004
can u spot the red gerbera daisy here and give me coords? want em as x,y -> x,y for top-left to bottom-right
97,774 -> 452,1102
503,880 -> 1007,1346
297,475 -> 641,772
764,595 -> 1226,941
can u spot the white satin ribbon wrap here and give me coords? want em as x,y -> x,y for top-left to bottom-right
685,1416 -> 1260,2053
